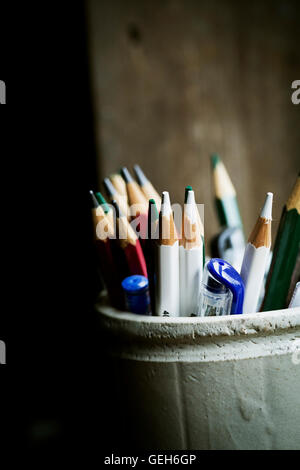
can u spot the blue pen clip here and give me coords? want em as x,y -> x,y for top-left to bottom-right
207,258 -> 245,315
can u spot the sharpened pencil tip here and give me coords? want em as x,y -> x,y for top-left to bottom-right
148,198 -> 159,221
121,167 -> 133,184
133,164 -> 148,186
185,190 -> 197,222
211,153 -> 220,169
103,177 -> 117,196
184,186 -> 193,203
186,190 -> 196,205
260,192 -> 273,220
161,191 -> 172,216
89,190 -> 99,208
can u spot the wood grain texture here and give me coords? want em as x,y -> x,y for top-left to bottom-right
86,0 -> 300,252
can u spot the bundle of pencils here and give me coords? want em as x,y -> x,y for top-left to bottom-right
91,159 -> 298,318
93,164 -> 163,312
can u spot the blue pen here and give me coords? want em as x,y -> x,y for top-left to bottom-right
207,258 -> 245,314
198,258 -> 245,316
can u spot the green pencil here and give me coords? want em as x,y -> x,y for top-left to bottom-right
95,191 -> 110,214
95,191 -> 114,225
262,174 -> 300,311
211,154 -> 244,232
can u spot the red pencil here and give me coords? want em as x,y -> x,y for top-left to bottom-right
112,199 -> 148,278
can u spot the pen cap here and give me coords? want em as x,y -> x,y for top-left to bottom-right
121,275 -> 151,315
207,258 -> 245,314
197,262 -> 233,316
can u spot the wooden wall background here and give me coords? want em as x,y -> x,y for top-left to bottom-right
86,0 -> 300,251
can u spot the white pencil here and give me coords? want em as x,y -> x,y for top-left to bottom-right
156,191 -> 180,316
240,192 -> 273,314
179,190 -> 203,316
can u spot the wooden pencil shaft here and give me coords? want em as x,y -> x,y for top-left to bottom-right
110,174 -> 128,202
127,181 -> 148,211
92,208 -> 115,241
133,164 -> 148,186
129,212 -> 148,242
248,217 -> 271,248
116,216 -> 138,247
134,165 -> 161,210
212,156 -> 236,198
124,175 -> 148,237
183,216 -> 199,247
103,177 -> 117,197
159,214 -> 178,246
121,167 -> 134,184
140,182 -> 161,211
